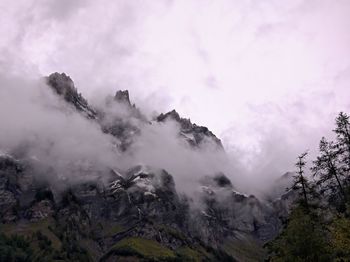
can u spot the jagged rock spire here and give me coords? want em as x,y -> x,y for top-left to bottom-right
157,109 -> 223,149
115,90 -> 131,106
46,72 -> 97,119
46,72 -> 74,95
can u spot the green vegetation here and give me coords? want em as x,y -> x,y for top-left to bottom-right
156,224 -> 187,242
0,219 -> 61,250
267,206 -> 331,261
102,236 -> 232,262
0,229 -> 65,262
329,215 -> 350,261
102,222 -> 125,237
0,217 -> 92,261
224,235 -> 266,262
0,234 -> 32,262
175,246 -> 204,261
105,237 -> 176,261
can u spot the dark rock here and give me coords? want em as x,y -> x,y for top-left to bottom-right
157,109 -> 223,149
213,173 -> 233,188
99,90 -> 147,151
0,190 -> 17,222
0,154 -> 21,222
46,72 -> 97,119
27,199 -> 54,222
157,110 -> 192,130
114,90 -> 131,106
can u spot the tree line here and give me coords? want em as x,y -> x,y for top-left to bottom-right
268,112 -> 350,261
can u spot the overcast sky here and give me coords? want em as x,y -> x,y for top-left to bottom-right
1,0 -> 350,178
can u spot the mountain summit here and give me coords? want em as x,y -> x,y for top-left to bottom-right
114,90 -> 132,106
0,73 -> 294,261
46,72 -> 97,119
157,109 -> 223,149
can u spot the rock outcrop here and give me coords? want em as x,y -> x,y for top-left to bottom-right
157,109 -> 224,149
46,72 -> 97,119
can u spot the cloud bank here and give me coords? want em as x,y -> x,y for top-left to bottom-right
0,73 -> 239,196
1,0 -> 350,187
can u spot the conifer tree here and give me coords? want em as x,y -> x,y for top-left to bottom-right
334,112 -> 350,183
292,152 -> 310,210
312,137 -> 346,201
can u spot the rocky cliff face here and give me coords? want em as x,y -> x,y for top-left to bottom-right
0,73 -> 295,261
157,110 -> 223,149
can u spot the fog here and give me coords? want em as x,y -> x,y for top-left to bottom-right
121,120 -> 239,194
0,73 -> 234,194
0,73 -> 120,184
1,0 -> 350,193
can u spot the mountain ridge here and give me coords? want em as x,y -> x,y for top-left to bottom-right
0,72 -> 296,261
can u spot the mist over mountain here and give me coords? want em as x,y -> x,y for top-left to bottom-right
0,72 -> 297,261
0,71 -> 261,194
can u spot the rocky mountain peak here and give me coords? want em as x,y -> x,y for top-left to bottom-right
157,109 -> 191,129
213,173 -> 233,188
46,72 -> 97,119
115,90 -> 131,106
200,173 -> 233,190
157,109 -> 180,121
46,72 -> 77,99
0,72 -> 297,261
157,109 -> 223,148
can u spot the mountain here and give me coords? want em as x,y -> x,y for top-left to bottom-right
0,73 -> 295,261
157,110 -> 223,149
46,72 -> 97,119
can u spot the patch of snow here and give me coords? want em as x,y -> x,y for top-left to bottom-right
232,190 -> 249,198
131,176 -> 141,182
144,191 -> 157,198
111,169 -> 124,180
110,180 -> 123,189
134,179 -> 155,193
201,211 -> 214,218
0,149 -> 11,158
201,186 -> 215,195
180,132 -> 195,141
29,155 -> 40,162
132,164 -> 151,177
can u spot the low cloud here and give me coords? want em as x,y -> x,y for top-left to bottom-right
0,73 -> 120,185
1,0 -> 350,195
0,73 -> 235,196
